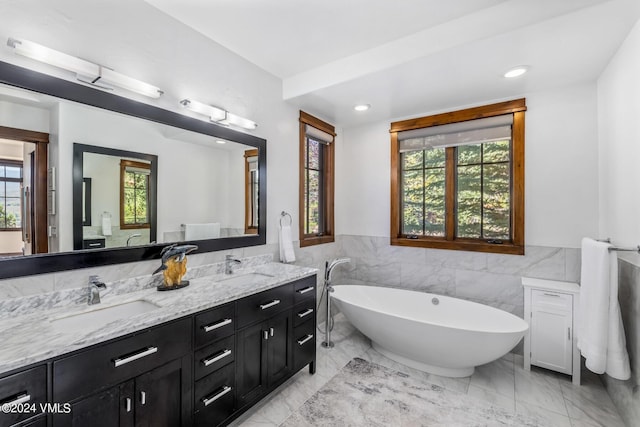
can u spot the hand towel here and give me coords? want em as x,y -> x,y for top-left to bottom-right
577,237 -> 631,380
279,224 -> 296,263
101,215 -> 112,236
184,223 -> 220,240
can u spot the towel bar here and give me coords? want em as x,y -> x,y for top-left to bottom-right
596,238 -> 640,253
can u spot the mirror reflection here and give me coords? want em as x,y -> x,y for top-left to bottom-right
0,83 -> 261,257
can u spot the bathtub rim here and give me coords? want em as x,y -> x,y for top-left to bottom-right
331,284 -> 528,335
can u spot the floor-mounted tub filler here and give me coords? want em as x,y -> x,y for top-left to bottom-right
332,285 -> 528,377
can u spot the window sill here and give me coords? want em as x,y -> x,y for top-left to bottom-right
300,235 -> 334,248
391,237 -> 524,255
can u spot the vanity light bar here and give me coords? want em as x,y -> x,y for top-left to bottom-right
180,98 -> 257,130
7,37 -> 163,99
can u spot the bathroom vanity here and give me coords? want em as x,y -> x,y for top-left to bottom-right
0,261 -> 317,427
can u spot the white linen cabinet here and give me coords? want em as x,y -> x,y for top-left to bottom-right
522,277 -> 581,385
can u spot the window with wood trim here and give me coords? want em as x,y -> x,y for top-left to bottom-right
120,159 -> 150,229
390,99 -> 526,255
299,111 -> 335,247
0,160 -> 22,230
244,149 -> 259,235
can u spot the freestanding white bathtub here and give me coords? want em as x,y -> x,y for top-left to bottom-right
332,285 -> 528,377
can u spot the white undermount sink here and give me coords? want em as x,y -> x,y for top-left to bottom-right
217,272 -> 274,286
49,300 -> 161,332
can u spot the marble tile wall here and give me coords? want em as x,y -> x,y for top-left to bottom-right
332,235 -> 581,321
603,256 -> 640,427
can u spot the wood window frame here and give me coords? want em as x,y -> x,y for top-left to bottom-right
244,149 -> 259,235
119,159 -> 151,230
390,99 -> 526,255
299,111 -> 335,247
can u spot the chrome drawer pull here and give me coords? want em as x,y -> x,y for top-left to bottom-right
113,346 -> 158,367
298,308 -> 314,318
2,393 -> 30,408
202,386 -> 232,407
202,349 -> 232,367
259,299 -> 280,310
543,293 -> 560,297
88,243 -> 102,247
297,334 -> 314,346
125,397 -> 132,412
140,391 -> 146,405
203,318 -> 232,332
297,286 -> 314,295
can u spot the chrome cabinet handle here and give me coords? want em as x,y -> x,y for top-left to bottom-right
259,299 -> 280,310
568,327 -> 571,340
202,386 -> 232,407
113,346 -> 158,367
1,393 -> 30,408
263,330 -> 269,340
297,334 -> 314,346
203,318 -> 232,332
88,243 -> 102,247
297,286 -> 314,294
140,391 -> 146,405
270,327 -> 274,337
543,293 -> 560,297
298,308 -> 314,318
202,349 -> 232,367
125,397 -> 132,412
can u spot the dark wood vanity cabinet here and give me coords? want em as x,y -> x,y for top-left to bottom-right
51,318 -> 192,427
1,274 -> 317,427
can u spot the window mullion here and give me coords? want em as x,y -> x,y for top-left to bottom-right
445,147 -> 456,241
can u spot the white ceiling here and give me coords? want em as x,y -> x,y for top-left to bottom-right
146,0 -> 640,127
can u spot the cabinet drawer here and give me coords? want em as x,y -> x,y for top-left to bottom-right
237,284 -> 293,328
194,335 -> 235,381
83,238 -> 105,249
194,363 -> 235,427
293,300 -> 316,328
293,320 -> 316,372
194,303 -> 235,349
532,290 -> 572,311
0,365 -> 47,427
53,318 -> 191,402
293,276 -> 316,304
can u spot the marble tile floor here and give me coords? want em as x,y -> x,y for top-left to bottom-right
230,314 -> 626,427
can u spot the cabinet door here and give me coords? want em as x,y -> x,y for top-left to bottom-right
266,310 -> 292,388
235,321 -> 267,409
531,306 -> 572,374
52,381 -> 133,427
134,359 -> 183,427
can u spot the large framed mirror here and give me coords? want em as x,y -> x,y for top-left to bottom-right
0,61 -> 266,279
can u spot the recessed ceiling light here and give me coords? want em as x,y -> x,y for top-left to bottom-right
354,104 -> 370,111
504,66 -> 529,78
216,140 -> 226,144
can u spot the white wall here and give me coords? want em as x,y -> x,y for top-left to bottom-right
0,100 -> 49,133
338,84 -> 600,249
598,19 -> 640,251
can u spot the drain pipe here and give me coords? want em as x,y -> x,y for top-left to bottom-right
322,258 -> 351,348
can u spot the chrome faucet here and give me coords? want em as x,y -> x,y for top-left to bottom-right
322,258 -> 351,348
325,258 -> 351,283
126,233 -> 142,246
88,275 -> 106,305
225,254 -> 242,274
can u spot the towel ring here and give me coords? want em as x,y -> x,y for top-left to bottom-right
280,211 -> 292,227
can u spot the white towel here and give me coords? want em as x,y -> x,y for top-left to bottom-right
101,215 -> 112,236
577,238 -> 631,380
279,224 -> 296,263
184,223 -> 220,240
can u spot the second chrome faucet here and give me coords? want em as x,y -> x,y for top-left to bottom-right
225,255 -> 242,274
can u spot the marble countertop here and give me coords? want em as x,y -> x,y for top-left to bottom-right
0,261 -> 317,376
